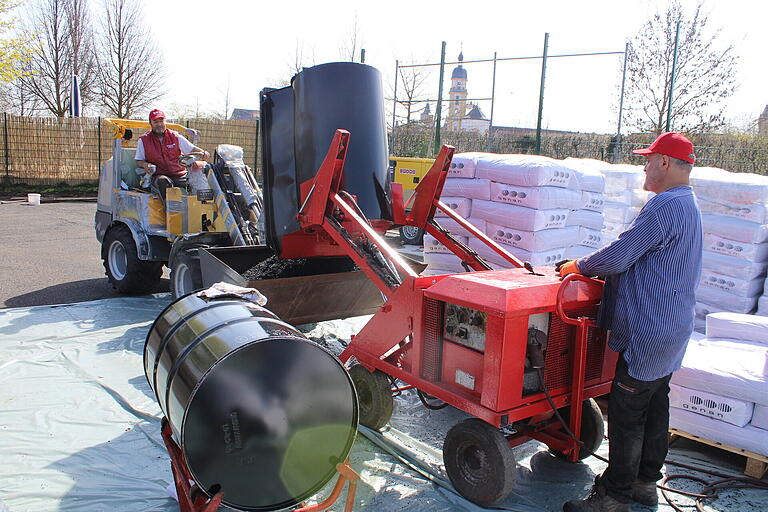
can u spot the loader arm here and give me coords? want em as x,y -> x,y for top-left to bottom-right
298,129 -> 525,298
298,130 -> 417,299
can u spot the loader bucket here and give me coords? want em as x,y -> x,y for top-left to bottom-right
198,246 -> 425,325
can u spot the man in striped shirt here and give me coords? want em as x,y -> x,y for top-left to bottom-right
560,133 -> 703,512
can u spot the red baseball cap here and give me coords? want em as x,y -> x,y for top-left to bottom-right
148,109 -> 165,121
633,132 -> 695,164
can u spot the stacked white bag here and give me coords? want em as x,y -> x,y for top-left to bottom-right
596,164 -> 654,244
669,313 -> 768,455
422,152 -> 488,274
691,167 -> 768,324
471,154 -> 581,267
562,158 -> 608,259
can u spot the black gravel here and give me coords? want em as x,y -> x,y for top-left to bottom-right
241,255 -> 358,280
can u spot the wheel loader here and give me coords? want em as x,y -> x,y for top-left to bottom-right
95,118 -> 265,298
94,116 -> 393,325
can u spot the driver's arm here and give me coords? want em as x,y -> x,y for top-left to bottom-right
178,134 -> 209,160
135,139 -> 152,171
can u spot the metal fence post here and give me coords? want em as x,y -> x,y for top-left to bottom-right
666,21 -> 681,132
535,32 -> 549,155
254,120 -> 259,180
391,60 -> 398,155
614,42 -> 629,163
97,117 -> 102,175
433,41 -> 447,156
3,113 -> 9,188
487,52 -> 498,152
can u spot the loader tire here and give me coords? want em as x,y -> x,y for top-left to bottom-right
349,364 -> 393,431
399,226 -> 424,245
170,247 -> 204,299
443,418 -> 517,507
549,398 -> 604,461
102,225 -> 162,294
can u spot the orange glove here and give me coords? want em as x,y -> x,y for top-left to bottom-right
556,259 -> 581,277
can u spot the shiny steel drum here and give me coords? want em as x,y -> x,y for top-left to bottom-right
144,293 -> 358,511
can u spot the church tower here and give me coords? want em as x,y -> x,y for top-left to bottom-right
759,104 -> 768,136
447,52 -> 468,131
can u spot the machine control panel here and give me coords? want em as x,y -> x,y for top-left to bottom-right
443,303 -> 487,351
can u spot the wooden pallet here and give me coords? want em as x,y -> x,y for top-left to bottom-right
669,428 -> 768,479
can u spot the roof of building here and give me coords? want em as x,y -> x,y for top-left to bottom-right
761,104 -> 768,119
230,108 -> 260,121
451,52 -> 467,80
465,104 -> 486,120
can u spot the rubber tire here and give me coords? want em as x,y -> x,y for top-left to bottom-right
102,224 -> 162,294
399,225 -> 424,245
443,418 -> 517,507
550,398 -> 605,461
170,247 -> 204,299
348,364 -> 393,431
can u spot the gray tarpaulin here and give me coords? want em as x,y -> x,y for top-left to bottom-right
0,296 -> 765,511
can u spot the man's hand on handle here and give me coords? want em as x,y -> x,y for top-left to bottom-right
555,259 -> 581,278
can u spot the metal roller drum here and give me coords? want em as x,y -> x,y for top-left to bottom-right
144,293 -> 358,511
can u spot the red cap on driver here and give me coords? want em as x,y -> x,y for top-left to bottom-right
632,132 -> 695,164
148,109 -> 165,121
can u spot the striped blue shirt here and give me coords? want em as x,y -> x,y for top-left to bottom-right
577,186 -> 702,381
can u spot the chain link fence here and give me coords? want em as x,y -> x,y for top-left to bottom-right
0,115 -> 260,189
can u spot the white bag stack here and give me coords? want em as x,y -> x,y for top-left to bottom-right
424,152 -> 485,274
466,154 -> 585,267
692,167 -> 768,320
559,158 -> 610,259
598,164 -> 651,244
669,314 -> 768,447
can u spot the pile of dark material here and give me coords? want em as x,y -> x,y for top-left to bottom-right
242,255 -> 358,280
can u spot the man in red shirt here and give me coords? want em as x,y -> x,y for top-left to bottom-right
135,109 -> 209,201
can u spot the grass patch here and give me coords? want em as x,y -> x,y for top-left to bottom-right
1,181 -> 98,198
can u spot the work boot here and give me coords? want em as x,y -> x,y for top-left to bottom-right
631,480 -> 658,506
562,483 -> 630,512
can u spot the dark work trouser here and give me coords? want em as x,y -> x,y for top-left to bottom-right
602,354 -> 672,503
151,175 -> 187,202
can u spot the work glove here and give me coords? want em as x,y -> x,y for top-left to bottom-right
555,259 -> 581,277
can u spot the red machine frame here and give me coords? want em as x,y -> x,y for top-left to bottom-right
294,129 -> 616,463
161,418 -> 360,512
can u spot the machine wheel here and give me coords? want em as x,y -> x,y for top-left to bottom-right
443,418 -> 517,507
550,398 -> 605,461
349,364 -> 393,430
399,226 -> 424,245
170,247 -> 204,299
102,225 -> 162,294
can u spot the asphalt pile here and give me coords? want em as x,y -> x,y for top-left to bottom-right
242,255 -> 358,280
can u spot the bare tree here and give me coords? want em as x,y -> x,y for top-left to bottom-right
97,0 -> 164,118
267,40 -> 315,87
1,59 -> 45,115
65,0 -> 97,109
220,79 -> 231,119
623,1 -> 738,134
20,0 -> 71,116
17,0 -> 97,116
338,13 -> 361,62
394,62 -> 430,125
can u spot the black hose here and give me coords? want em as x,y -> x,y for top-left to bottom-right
535,368 -> 583,448
536,368 -> 768,509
